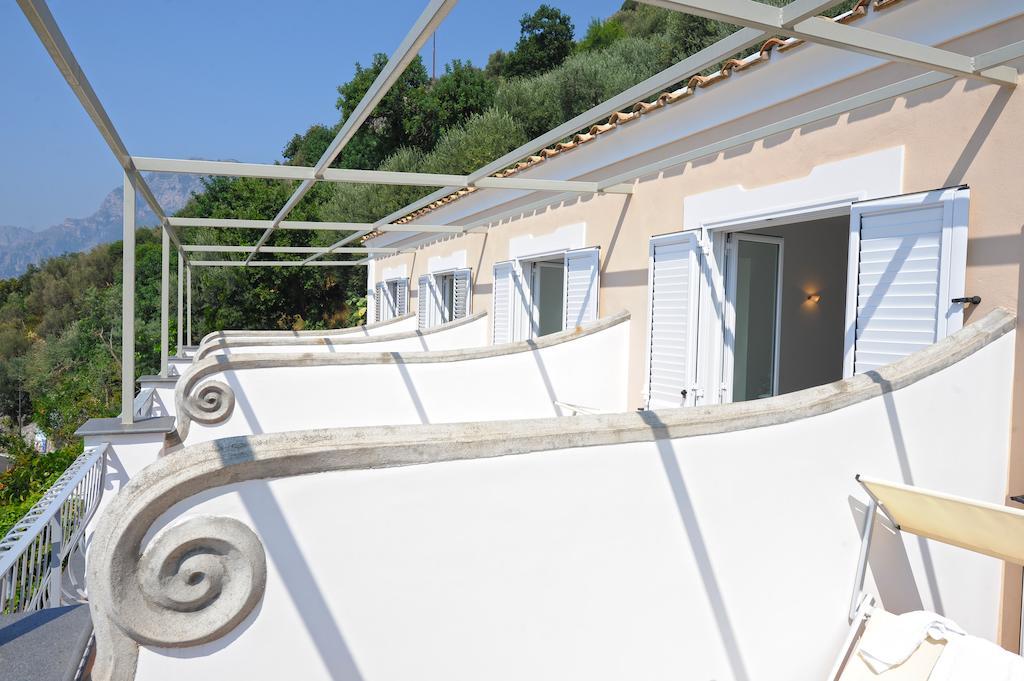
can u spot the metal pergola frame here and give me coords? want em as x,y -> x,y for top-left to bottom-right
16,0 -> 1021,424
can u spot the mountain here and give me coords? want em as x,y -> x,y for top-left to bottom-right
0,172 -> 205,279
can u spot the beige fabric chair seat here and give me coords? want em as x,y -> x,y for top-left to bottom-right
837,609 -> 945,680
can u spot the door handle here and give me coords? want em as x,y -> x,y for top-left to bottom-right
952,296 -> 981,305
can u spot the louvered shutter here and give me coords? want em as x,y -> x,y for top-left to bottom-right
563,247 -> 600,329
453,268 -> 471,319
845,187 -> 968,376
646,233 -> 702,409
492,261 -> 514,344
417,274 -> 431,329
374,282 -> 385,322
376,282 -> 387,323
395,278 -> 409,316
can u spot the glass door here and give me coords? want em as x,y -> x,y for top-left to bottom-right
531,259 -> 566,338
724,234 -> 784,402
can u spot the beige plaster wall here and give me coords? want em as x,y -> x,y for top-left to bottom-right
375,66 -> 1024,409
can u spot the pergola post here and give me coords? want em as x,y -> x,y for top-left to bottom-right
186,265 -> 192,346
120,171 -> 136,425
160,228 -> 170,377
176,254 -> 183,355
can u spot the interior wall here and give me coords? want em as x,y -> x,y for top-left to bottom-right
750,216 -> 849,395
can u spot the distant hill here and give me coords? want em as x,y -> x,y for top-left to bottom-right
0,172 -> 205,279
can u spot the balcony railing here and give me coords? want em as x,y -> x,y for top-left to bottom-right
0,443 -> 106,614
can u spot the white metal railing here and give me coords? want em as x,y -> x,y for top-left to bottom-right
133,386 -> 158,419
0,443 -> 106,614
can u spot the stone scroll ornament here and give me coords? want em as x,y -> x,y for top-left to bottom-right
88,509 -> 266,681
170,371 -> 237,446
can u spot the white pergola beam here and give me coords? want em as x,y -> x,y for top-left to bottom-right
778,0 -> 846,27
791,17 -> 1017,86
183,245 -> 397,254
639,0 -> 1017,87
133,157 -> 632,194
974,40 -> 1024,71
16,0 -> 189,261
247,0 -> 458,263
167,217 -> 465,233
133,157 -> 314,181
190,260 -> 366,267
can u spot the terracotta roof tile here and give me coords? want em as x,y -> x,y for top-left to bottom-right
368,0 -> 887,241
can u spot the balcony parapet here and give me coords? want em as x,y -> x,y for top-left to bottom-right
86,307 -> 1015,681
193,310 -> 488,361
171,311 -> 631,447
196,312 -> 417,347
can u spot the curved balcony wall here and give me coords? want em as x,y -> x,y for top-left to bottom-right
87,309 -> 1016,681
173,312 -> 632,447
194,312 -> 488,361
197,313 -> 417,348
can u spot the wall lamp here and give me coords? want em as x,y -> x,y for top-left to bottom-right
806,293 -> 821,304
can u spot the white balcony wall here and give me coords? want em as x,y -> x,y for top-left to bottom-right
198,313 -> 418,345
130,322 -> 1016,681
198,313 -> 488,359
177,314 -> 630,447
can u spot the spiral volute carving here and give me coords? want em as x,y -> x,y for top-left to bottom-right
116,516 -> 267,647
183,380 -> 235,424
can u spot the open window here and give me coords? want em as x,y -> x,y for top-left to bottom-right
645,186 -> 970,409
491,247 -> 600,344
417,269 -> 471,329
374,277 -> 408,322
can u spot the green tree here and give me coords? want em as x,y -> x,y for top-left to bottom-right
282,124 -> 334,166
333,53 -> 432,169
403,60 -> 497,148
504,5 -> 576,78
577,18 -> 626,52
174,176 -> 364,338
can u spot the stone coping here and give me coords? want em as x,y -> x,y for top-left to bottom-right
194,311 -> 488,360
85,308 -> 1014,681
197,312 -> 416,345
137,375 -> 180,386
171,311 -> 629,444
75,416 -> 176,438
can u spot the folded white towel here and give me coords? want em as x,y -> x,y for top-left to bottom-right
930,633 -> 1024,681
857,610 -> 1024,680
858,610 -> 964,673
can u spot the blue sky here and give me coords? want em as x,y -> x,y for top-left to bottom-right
0,0 -> 622,230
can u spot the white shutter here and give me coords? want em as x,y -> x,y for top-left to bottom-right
453,268 -> 471,319
417,274 -> 431,329
374,283 -> 383,322
646,233 -> 702,409
395,278 -> 409,316
845,187 -> 968,376
563,247 -> 600,328
377,282 -> 393,321
492,262 -> 514,344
